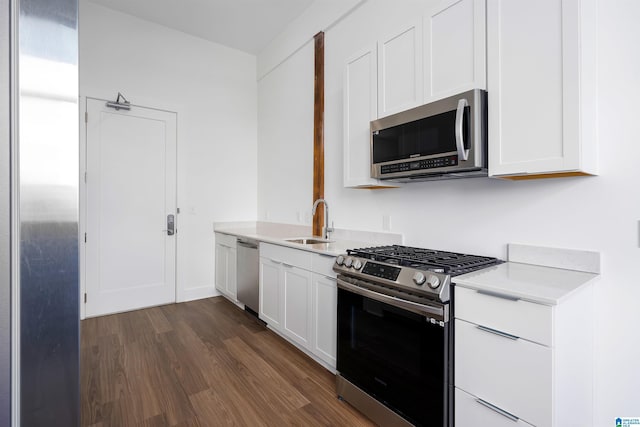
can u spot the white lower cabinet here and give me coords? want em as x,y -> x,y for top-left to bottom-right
312,273 -> 337,367
455,388 -> 534,427
455,319 -> 552,426
258,257 -> 282,327
214,232 -> 237,301
259,243 -> 337,370
282,265 -> 313,348
454,284 -> 594,427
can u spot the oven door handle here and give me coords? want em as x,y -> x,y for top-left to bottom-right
337,278 -> 445,319
455,97 -> 469,161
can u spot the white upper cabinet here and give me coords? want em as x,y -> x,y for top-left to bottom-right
343,46 -> 396,189
487,0 -> 597,179
424,0 -> 487,102
377,20 -> 423,117
344,46 -> 378,188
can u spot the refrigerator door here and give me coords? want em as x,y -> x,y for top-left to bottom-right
1,0 -> 11,424
17,0 -> 80,425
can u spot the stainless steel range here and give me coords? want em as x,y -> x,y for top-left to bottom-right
334,245 -> 501,427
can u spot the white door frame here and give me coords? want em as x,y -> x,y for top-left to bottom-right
79,96 -> 180,319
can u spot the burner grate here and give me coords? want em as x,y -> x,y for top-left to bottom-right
347,245 -> 500,275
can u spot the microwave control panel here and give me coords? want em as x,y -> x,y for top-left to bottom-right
380,155 -> 458,175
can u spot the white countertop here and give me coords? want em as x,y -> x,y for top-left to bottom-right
453,261 -> 599,305
214,223 -> 389,256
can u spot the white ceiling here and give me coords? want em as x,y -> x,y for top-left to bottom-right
87,0 -> 315,55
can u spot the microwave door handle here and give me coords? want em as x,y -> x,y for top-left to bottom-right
455,98 -> 469,161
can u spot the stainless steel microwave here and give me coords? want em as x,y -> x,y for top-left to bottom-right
371,89 -> 487,182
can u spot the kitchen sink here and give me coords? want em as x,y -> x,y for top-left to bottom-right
285,237 -> 334,245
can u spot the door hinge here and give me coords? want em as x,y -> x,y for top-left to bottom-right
177,207 -> 180,214
84,171 -> 87,183
84,232 -> 87,242
85,111 -> 88,123
84,293 -> 87,303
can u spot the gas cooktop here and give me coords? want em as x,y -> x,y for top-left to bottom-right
334,245 -> 502,303
347,245 -> 501,276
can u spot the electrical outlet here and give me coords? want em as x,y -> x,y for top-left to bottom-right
382,215 -> 391,231
296,211 -> 302,223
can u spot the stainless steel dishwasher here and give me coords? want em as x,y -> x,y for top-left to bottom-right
236,238 -> 259,315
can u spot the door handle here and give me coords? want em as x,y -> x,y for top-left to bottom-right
167,214 -> 175,236
455,98 -> 469,161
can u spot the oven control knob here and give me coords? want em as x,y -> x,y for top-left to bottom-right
426,275 -> 440,289
336,255 -> 345,266
413,272 -> 426,286
353,259 -> 363,270
344,257 -> 353,268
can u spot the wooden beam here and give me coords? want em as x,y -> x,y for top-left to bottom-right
312,31 -> 325,237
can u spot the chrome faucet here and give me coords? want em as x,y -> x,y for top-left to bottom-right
312,198 -> 334,239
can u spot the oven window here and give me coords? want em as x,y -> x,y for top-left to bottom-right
372,107 -> 469,164
337,288 -> 448,427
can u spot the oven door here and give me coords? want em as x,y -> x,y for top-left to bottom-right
337,279 -> 450,427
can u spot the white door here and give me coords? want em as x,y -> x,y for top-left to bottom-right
85,98 -> 177,317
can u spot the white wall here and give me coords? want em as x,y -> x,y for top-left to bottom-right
257,0 -> 363,80
257,0 -> 640,424
80,1 -> 258,305
257,41 -> 314,224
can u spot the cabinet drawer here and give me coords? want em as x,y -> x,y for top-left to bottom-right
312,253 -> 337,277
215,232 -> 237,248
260,243 -> 313,271
455,319 -> 551,427
455,388 -> 534,427
454,285 -> 552,346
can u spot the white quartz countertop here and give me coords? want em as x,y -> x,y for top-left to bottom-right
214,224 -> 385,257
453,261 -> 599,305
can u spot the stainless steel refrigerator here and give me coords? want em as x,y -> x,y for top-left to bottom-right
1,0 -> 79,425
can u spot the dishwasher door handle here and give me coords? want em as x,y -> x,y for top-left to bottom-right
237,240 -> 258,249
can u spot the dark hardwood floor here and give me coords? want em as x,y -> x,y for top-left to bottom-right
81,297 -> 375,426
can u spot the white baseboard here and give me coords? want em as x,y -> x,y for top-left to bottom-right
178,285 -> 217,303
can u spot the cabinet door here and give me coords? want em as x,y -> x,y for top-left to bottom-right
487,0 -> 597,178
455,388 -> 535,427
214,243 -> 227,294
259,257 -> 281,328
343,46 -> 390,188
424,0 -> 486,101
378,20 -> 423,117
312,273 -> 337,367
455,319 -> 552,427
282,265 -> 313,348
226,247 -> 237,299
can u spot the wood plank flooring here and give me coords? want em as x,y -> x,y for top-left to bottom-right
81,297 -> 375,426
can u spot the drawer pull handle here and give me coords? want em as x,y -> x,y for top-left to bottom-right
271,259 -> 282,265
282,263 -> 294,269
477,289 -> 520,301
476,325 -> 519,341
475,398 -> 519,422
